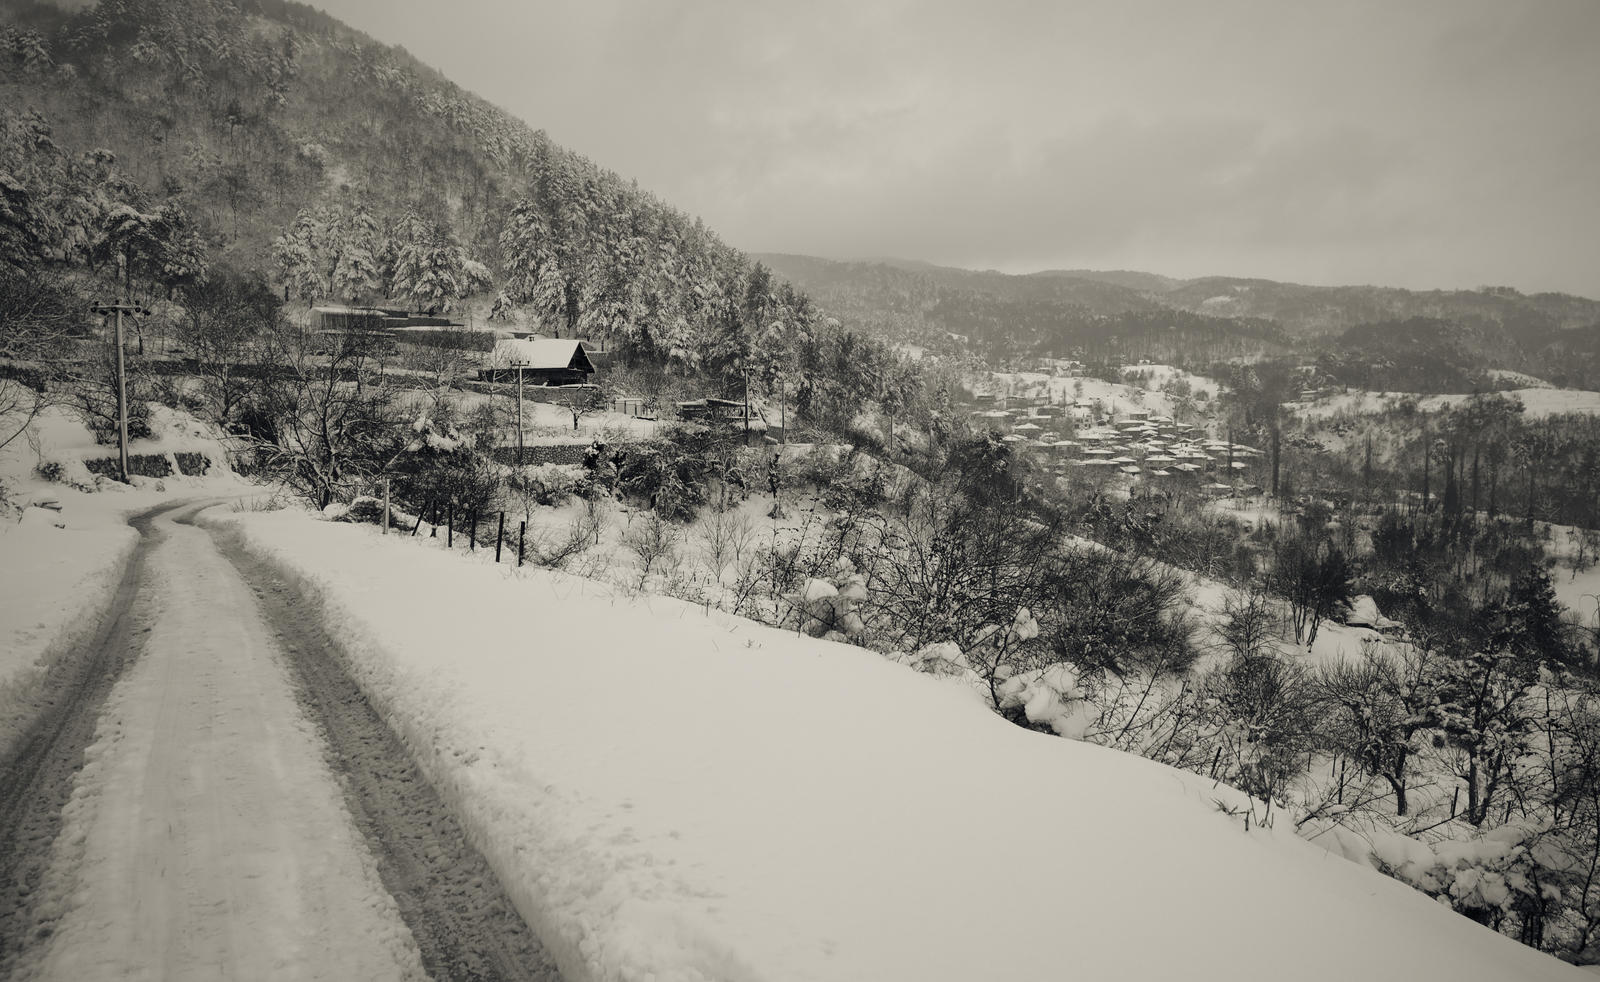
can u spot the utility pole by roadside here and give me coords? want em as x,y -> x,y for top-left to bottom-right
514,359 -> 527,464
90,298 -> 150,484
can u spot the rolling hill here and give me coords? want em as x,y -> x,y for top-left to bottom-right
762,253 -> 1600,387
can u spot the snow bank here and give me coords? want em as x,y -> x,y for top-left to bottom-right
0,503 -> 137,753
220,510 -> 1583,982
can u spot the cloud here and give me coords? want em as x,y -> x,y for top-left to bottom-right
317,0 -> 1600,295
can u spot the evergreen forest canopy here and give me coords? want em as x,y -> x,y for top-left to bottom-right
0,0 -> 924,431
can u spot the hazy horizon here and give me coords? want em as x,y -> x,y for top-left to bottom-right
304,0 -> 1600,298
753,251 -> 1600,298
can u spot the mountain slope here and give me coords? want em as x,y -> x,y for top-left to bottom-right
758,252 -> 1288,363
0,0 -> 918,432
1164,277 -> 1600,337
764,253 -> 1600,386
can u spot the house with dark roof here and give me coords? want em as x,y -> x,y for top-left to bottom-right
483,338 -> 596,386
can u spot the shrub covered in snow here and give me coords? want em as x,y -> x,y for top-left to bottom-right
616,426 -> 740,521
786,557 -> 869,640
388,416 -> 501,519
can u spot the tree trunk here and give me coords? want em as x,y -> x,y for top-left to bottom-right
1467,756 -> 1482,826
1270,423 -> 1280,497
1386,774 -> 1409,816
1470,445 -> 1480,522
1422,437 -> 1430,512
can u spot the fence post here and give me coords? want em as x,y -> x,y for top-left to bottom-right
382,479 -> 390,535
429,500 -> 438,537
447,503 -> 454,548
518,520 -> 526,567
495,512 -> 505,562
469,507 -> 477,551
411,501 -> 425,536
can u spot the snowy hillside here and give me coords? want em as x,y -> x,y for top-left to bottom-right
221,509 -> 1583,982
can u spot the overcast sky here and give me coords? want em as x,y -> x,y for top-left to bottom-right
311,0 -> 1600,296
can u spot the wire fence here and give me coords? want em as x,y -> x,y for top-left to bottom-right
388,496 -> 534,569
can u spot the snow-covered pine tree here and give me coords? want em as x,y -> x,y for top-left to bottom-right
331,204 -> 384,303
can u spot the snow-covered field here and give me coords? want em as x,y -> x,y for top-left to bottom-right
220,508 -> 1582,982
397,387 -> 662,443
987,364 -> 1220,423
1120,362 -> 1221,400
992,372 -> 1171,417
1292,387 -> 1600,420
1484,368 -> 1554,389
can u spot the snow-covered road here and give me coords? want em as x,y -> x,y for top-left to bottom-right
20,504 -> 426,981
0,502 -> 556,981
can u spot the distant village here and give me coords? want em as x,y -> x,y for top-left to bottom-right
964,358 -> 1266,498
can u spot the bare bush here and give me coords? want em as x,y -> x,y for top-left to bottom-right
522,521 -> 589,570
1219,583 -> 1284,660
626,513 -> 680,588
575,495 -> 609,547
700,506 -> 756,578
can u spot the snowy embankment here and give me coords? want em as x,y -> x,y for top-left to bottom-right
220,509 -> 1583,982
0,507 -> 136,749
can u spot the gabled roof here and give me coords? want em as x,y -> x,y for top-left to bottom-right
489,338 -> 594,372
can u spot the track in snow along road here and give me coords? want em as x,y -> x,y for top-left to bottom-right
0,501 -> 560,981
211,515 -> 560,982
0,500 -> 183,977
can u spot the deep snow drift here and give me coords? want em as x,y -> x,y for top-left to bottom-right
223,509 -> 1584,982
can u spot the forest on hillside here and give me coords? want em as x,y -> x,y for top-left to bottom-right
0,0 -> 945,436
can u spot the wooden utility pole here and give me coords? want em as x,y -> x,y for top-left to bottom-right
882,373 -> 894,451
1421,420 -> 1431,513
516,361 -> 526,464
1270,423 -> 1281,498
90,299 -> 150,484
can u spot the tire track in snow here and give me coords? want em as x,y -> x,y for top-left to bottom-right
207,515 -> 562,982
19,502 -> 428,981
0,500 -> 183,976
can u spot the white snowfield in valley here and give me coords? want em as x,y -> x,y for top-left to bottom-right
225,509 -> 1585,982
23,509 -> 426,982
1291,386 -> 1600,419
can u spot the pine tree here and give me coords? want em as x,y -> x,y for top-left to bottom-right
271,214 -> 325,305
0,173 -> 44,271
330,204 -> 383,303
498,198 -> 565,326
1501,568 -> 1572,667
